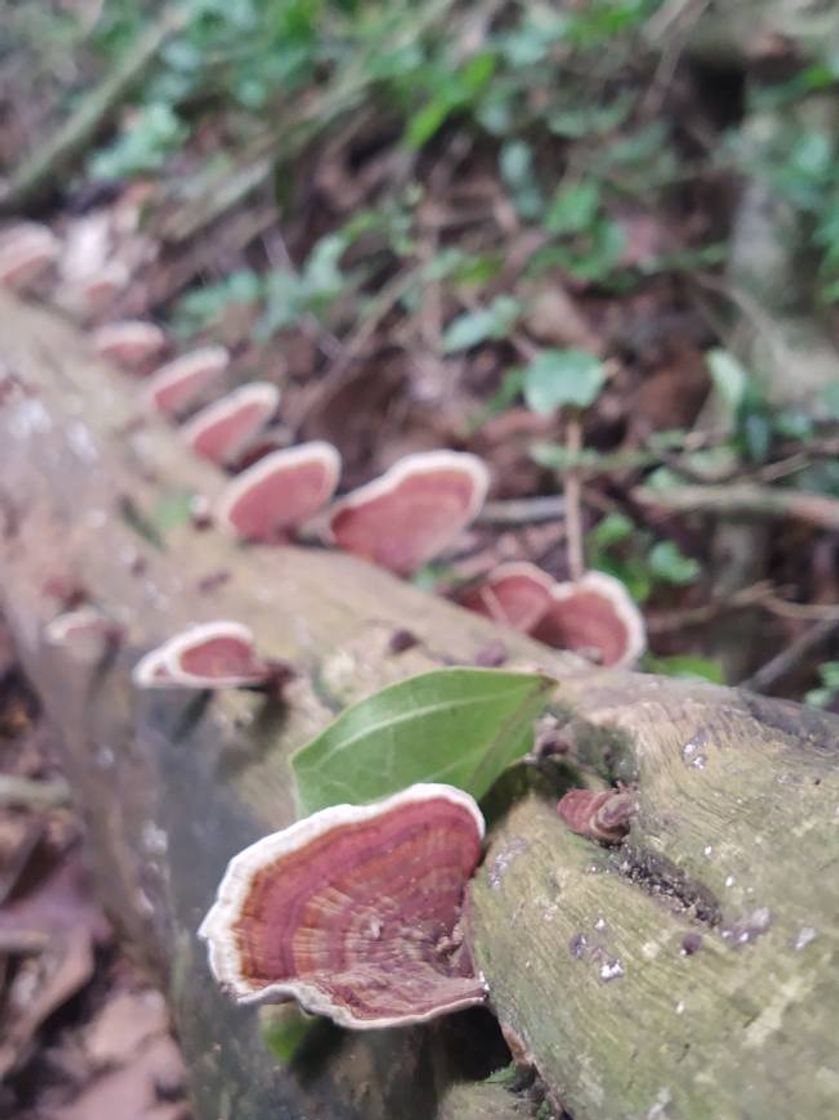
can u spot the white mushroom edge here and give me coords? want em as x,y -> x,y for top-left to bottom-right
198,782 -> 487,1029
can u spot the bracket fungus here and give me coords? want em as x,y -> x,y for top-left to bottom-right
145,346 -> 230,417
44,607 -> 122,659
328,451 -> 490,576
180,382 -> 280,466
459,562 -> 555,632
69,261 -> 130,315
531,571 -> 646,668
199,783 -> 487,1028
556,788 -> 637,844
215,442 -> 341,543
44,609 -> 120,645
132,621 -> 271,689
0,224 -> 59,290
93,321 -> 167,369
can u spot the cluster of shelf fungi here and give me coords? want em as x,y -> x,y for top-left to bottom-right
3,216 -> 838,1120
1,217 -> 648,1033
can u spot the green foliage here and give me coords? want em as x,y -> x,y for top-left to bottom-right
485,1062 -> 520,1087
544,180 -> 601,236
150,490 -> 197,533
90,103 -> 187,178
80,0 -> 691,351
645,654 -> 726,685
522,350 -> 606,414
733,118 -> 839,304
647,540 -> 701,586
586,513 -> 701,603
171,232 -> 356,338
441,297 -> 521,354
261,1005 -> 317,1064
405,51 -> 496,148
171,271 -> 263,336
292,668 -> 555,814
706,349 -> 778,464
805,661 -> 839,709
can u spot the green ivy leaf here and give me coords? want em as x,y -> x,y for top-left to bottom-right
706,349 -> 749,420
544,180 -> 600,235
441,296 -> 521,353
648,540 -> 701,585
523,349 -> 606,413
588,512 -> 635,548
292,668 -> 555,815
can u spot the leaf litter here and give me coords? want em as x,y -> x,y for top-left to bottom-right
0,615 -> 190,1120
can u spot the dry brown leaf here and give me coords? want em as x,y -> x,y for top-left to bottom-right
84,990 -> 170,1069
0,928 -> 94,1077
49,1033 -> 187,1120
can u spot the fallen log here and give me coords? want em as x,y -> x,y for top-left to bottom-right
0,291 -> 837,1119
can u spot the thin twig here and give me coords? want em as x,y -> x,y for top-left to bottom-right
646,583 -> 774,634
634,483 -> 839,532
477,495 -> 566,526
762,596 -> 839,622
742,618 -> 839,693
564,414 -> 585,581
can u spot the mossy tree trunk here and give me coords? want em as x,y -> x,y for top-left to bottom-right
0,292 -> 837,1119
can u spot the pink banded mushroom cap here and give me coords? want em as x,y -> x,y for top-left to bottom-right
0,224 -> 59,290
198,783 -> 487,1028
328,451 -> 490,576
145,347 -> 230,418
459,562 -> 554,632
531,571 -> 646,668
132,621 -> 269,689
216,442 -> 341,543
180,382 -> 280,466
44,607 -> 122,657
71,261 -> 130,315
93,321 -> 167,368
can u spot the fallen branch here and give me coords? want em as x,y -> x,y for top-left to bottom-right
634,481 -> 839,531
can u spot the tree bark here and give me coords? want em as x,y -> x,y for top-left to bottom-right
0,291 -> 837,1119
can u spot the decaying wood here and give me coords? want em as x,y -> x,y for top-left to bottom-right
0,291 -> 837,1120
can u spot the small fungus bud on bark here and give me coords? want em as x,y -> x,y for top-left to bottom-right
556,788 -> 636,844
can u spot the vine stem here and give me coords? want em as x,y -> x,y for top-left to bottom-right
564,411 -> 585,581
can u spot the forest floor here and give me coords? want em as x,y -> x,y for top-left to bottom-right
0,624 -> 189,1119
